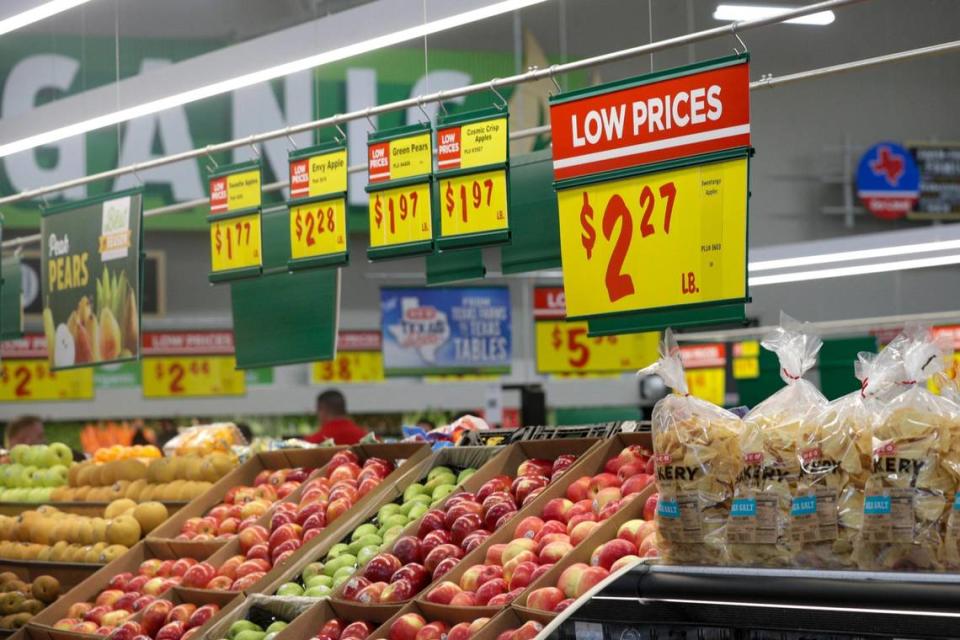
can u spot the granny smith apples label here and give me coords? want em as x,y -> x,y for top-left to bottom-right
41,191 -> 143,370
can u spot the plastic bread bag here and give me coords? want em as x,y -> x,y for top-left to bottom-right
727,313 -> 827,567
641,330 -> 743,565
163,422 -> 248,457
852,329 -> 958,571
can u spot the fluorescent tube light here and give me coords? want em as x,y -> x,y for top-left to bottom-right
0,0 -> 96,37
713,3 -> 835,25
749,238 -> 960,272
0,0 -> 549,159
749,253 -> 960,287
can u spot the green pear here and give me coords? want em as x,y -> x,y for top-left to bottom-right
351,523 -> 379,541
266,622 -> 287,635
304,584 -> 332,597
305,574 -> 333,589
228,621 -> 261,639
301,562 -> 325,582
407,503 -> 429,521
377,503 -> 403,521
431,484 -> 456,502
426,466 -> 454,481
357,545 -> 379,566
276,583 -> 304,597
379,514 -> 408,531
327,543 -> 349,558
423,474 -> 456,493
457,468 -> 477,483
402,483 -> 429,502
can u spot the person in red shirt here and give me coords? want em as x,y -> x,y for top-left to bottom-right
305,390 -> 369,445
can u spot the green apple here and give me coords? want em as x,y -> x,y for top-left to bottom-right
377,503 -> 403,521
426,466 -> 454,482
431,484 -> 456,502
48,465 -> 68,486
327,543 -> 349,558
350,523 -> 379,541
49,443 -> 73,467
304,584 -> 332,598
305,574 -> 333,589
407,503 -> 429,521
276,583 -> 304,597
266,622 -> 287,635
9,445 -> 28,465
457,468 -> 477,483
37,446 -> 58,469
357,545 -> 379,566
27,488 -> 48,503
228,621 -> 261,638
301,562 -> 325,582
402,483 -> 429,502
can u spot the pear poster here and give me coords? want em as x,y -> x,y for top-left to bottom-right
41,190 -> 143,370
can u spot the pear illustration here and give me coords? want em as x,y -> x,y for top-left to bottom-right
121,283 -> 138,353
99,307 -> 122,361
42,306 -> 55,361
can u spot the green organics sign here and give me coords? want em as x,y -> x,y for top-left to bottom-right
40,190 -> 143,369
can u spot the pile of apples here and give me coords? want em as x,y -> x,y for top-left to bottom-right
337,456 -> 573,606
308,618 -> 377,640
51,557 -> 204,636
387,614 -> 492,640
174,467 -> 311,541
489,622 -> 544,640
274,464 -> 478,598
109,599 -> 221,640
424,444 -> 653,608
175,452 -> 396,592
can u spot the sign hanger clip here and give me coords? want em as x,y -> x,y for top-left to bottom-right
204,145 -> 219,174
436,91 -> 448,117
247,138 -> 261,158
132,166 -> 144,187
488,79 -> 507,110
731,26 -> 749,55
364,107 -> 376,130
283,126 -> 299,151
415,97 -> 430,124
333,120 -> 347,144
548,65 -> 562,95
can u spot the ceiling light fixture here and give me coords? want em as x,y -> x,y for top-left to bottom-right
749,238 -> 960,272
0,0 -> 550,159
0,0 -> 97,37
713,3 -> 835,25
749,253 -> 960,287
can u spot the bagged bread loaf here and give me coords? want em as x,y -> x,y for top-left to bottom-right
727,314 -> 827,567
642,330 -> 743,565
853,330 -> 957,571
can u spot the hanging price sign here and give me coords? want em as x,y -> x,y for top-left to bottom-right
680,343 -> 727,405
311,331 -> 383,383
436,110 -> 510,249
550,55 -> 751,333
141,332 -> 245,398
208,161 -> 263,282
288,143 -> 349,269
0,335 -> 93,401
366,123 -> 434,260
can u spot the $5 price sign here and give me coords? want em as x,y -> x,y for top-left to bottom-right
210,213 -> 262,273
557,157 -> 748,318
143,356 -> 245,398
369,183 -> 432,247
290,200 -> 346,260
439,169 -> 508,238
0,360 -> 93,401
535,320 -> 658,374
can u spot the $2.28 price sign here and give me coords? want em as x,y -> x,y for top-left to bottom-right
290,200 -> 346,260
143,356 -> 245,398
558,157 -> 748,319
368,183 -> 432,247
210,213 -> 262,273
535,320 -> 658,374
0,360 -> 93,401
439,169 -> 508,238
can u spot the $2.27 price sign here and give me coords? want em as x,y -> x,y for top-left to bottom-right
558,157 -> 748,319
143,356 -> 245,398
0,360 -> 93,401
210,214 -> 262,273
440,169 -> 508,238
369,183 -> 432,248
290,200 -> 346,260
535,320 -> 658,374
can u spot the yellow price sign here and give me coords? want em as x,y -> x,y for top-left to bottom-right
437,117 -> 508,170
0,360 -> 93,401
685,367 -> 726,406
210,213 -> 262,273
368,132 -> 432,183
290,198 -> 347,260
733,357 -> 760,379
210,169 -> 261,214
311,352 -> 384,384
289,149 -> 347,200
368,183 -> 432,248
439,169 -> 508,238
535,320 -> 658,374
557,157 -> 748,319
143,356 -> 245,398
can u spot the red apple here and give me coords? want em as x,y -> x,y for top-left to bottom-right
483,502 -> 517,530
542,498 -> 575,524
236,559 -> 271,579
142,577 -> 170,597
185,604 -> 219,630
644,493 -> 658,521
444,500 -> 483,528
84,606 -> 110,624
67,602 -> 92,619
554,598 -> 576,613
108,573 -> 133,591
246,543 -> 270,562
124,576 -> 149,593
363,553 -> 402,583
415,622 -> 448,640
570,520 -> 601,545
391,563 -> 429,590
181,563 -> 216,589
591,539 -> 638,570
459,564 -> 484,591
271,538 -> 302,563
517,459 -> 553,478
449,591 -> 478,607
101,609 -> 131,628
140,600 -> 173,637
511,475 -> 548,504
389,614 -> 426,640
565,476 -> 592,502
417,510 -> 446,538
166,603 -> 197,625
485,544 -> 507,566
341,576 -> 371,601
432,556 -> 460,581
539,539 -> 574,564
108,621 -> 143,640
424,581 -> 462,605
575,565 -> 610,597
593,487 -> 622,511
238,525 -> 269,553
326,498 -> 352,523
450,513 -> 483,545
379,577 -> 413,603
502,552 -> 536,583
96,590 -> 124,608
230,572 -> 266,591
156,621 -> 185,640
205,575 -> 234,590
113,592 -> 140,612
477,476 -> 511,502
527,586 -> 565,612
514,621 -> 544,640
217,555 -> 246,579
501,538 -> 537,565
420,529 -> 452,557
391,536 -> 422,564
132,596 -> 155,612
475,578 -> 507,605
424,544 -> 463,574
277,482 -> 300,499
462,529 -> 491,553
552,455 -> 577,476
341,621 -> 373,640
268,523 -> 303,549
355,581 -> 388,604
610,555 -> 643,572
447,622 -> 473,640
507,560 -> 538,590
513,516 -> 545,540
531,563 -> 554,582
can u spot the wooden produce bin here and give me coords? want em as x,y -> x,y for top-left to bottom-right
326,438 -> 603,613
411,433 -> 650,615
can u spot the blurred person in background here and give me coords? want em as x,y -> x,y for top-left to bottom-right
4,415 -> 45,448
305,389 -> 368,445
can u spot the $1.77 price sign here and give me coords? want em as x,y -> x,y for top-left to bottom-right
210,214 -> 261,272
0,360 -> 93,401
440,169 -> 508,238
209,162 -> 263,279
369,183 -> 432,248
290,200 -> 346,261
558,156 -> 748,319
535,320 -> 658,374
142,356 -> 245,398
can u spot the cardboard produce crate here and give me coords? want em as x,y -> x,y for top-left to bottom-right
26,540 -> 218,639
468,606 -> 550,640
412,433 -> 651,617
270,598 -> 400,640
367,600 -> 491,640
147,448 -> 348,553
327,438 -> 604,615
200,593 -> 318,640
258,445 -> 507,597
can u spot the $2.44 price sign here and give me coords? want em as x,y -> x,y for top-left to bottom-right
290,200 -> 346,260
210,214 -> 262,273
558,157 -> 748,319
143,356 -> 245,398
369,183 -> 432,247
0,360 -> 93,401
535,320 -> 657,374
440,169 -> 508,238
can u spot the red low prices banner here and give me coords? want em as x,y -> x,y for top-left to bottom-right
550,59 -> 750,181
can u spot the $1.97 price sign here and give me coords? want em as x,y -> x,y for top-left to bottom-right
440,169 -> 508,238
143,356 -> 245,398
208,162 -> 263,279
558,156 -> 748,319
369,183 -> 432,248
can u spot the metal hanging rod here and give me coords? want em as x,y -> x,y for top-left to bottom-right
0,0 -> 864,210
